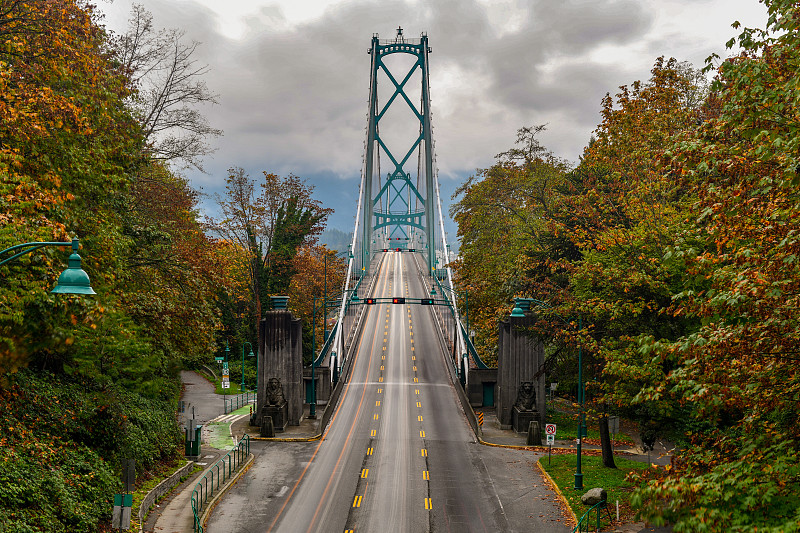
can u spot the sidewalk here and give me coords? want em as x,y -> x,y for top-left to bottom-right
144,372 -> 252,533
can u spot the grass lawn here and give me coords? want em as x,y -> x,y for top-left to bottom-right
546,408 -> 634,445
539,453 -> 649,529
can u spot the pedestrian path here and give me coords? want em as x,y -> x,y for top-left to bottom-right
202,406 -> 250,450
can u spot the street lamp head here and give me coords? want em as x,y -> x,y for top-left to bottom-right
248,349 -> 255,358
51,239 -> 95,295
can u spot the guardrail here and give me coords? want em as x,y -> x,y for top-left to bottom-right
571,499 -> 612,533
190,434 -> 251,532
223,391 -> 256,414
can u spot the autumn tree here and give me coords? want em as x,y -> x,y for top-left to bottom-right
210,168 -> 331,350
632,2 -> 800,529
450,126 -> 570,366
113,4 -> 221,170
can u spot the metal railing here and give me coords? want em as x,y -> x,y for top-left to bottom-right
572,499 -> 612,533
223,391 -> 256,414
427,259 -> 490,375
190,434 -> 251,532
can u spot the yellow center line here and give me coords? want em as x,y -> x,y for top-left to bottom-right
361,468 -> 369,479
424,497 -> 432,510
413,366 -> 417,371
371,429 -> 376,437
421,448 -> 427,457
375,400 -> 380,406
422,470 -> 429,480
353,495 -> 362,508
367,447 -> 373,455
415,389 -> 419,395
416,401 -> 421,407
420,430 -> 425,438
418,415 -> 423,422
374,413 -> 379,420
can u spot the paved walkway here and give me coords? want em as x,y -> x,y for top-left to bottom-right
146,371 -> 251,533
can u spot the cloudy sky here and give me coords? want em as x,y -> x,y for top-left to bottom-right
98,0 -> 768,235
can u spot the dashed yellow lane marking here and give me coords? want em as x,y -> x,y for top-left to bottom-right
413,366 -> 417,371
411,347 -> 415,351
410,339 -> 414,344
417,415 -> 423,422
373,413 -> 379,420
412,356 -> 415,361
353,495 -> 362,507
416,401 -> 421,408
382,355 -> 385,360
375,400 -> 380,406
380,365 -> 384,370
377,388 -> 383,393
415,389 -> 419,395
371,429 -> 376,437
367,447 -> 373,455
421,448 -> 427,457
379,377 -> 384,382
420,430 -> 425,438
424,497 -> 432,510
422,470 -> 429,480
361,468 -> 369,479
413,377 -> 418,383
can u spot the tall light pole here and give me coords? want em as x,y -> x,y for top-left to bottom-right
511,298 -> 584,490
241,342 -> 254,392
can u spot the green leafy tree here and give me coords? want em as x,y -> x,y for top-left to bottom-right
632,2 -> 800,529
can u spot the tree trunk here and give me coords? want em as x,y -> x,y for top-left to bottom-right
599,416 -> 617,468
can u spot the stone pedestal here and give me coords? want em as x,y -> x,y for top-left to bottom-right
261,403 -> 288,432
512,406 -> 539,433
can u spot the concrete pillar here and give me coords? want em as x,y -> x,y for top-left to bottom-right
496,314 -> 545,429
258,307 -> 304,426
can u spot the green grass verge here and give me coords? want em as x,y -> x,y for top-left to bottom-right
539,454 -> 649,527
546,408 -> 634,445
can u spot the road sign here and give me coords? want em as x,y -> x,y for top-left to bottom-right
222,368 -> 229,377
223,361 -> 229,370
545,423 -> 557,435
546,434 -> 555,445
221,381 -> 230,389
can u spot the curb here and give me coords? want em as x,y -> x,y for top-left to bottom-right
250,434 -> 322,442
536,459 -> 578,528
199,452 -> 255,529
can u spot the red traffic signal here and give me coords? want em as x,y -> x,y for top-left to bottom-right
392,297 -> 406,304
365,298 -> 376,305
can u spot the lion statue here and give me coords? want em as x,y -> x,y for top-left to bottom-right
266,377 -> 286,406
514,381 -> 536,411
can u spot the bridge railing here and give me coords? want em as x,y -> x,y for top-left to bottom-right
190,434 -> 250,532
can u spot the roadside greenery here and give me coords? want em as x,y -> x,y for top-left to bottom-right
540,454 -> 649,528
454,1 -> 800,530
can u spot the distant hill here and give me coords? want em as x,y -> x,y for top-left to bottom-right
319,228 -> 353,254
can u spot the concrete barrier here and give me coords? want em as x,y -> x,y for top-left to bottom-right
137,460 -> 194,529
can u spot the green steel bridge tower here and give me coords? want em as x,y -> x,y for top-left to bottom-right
361,27 -> 439,273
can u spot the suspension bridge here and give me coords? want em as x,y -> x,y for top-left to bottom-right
202,29 -> 569,533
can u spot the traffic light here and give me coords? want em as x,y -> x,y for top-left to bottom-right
420,298 -> 434,305
392,297 -> 406,304
365,298 -> 376,305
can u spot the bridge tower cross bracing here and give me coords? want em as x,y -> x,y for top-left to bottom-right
362,28 -> 436,272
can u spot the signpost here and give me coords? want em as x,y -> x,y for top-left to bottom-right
545,424 -> 556,464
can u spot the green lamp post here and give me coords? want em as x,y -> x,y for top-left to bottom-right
241,342 -> 254,392
1,236 -> 95,295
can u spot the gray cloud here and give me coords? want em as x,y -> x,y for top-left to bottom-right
100,0 -> 766,231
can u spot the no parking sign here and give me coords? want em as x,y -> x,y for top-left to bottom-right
545,423 -> 556,436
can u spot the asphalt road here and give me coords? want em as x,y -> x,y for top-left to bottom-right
207,252 -> 570,533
